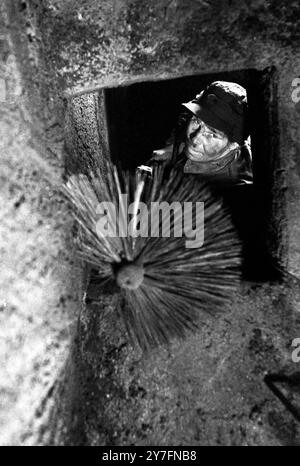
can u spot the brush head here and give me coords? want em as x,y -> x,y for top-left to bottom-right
63,159 -> 241,350
115,262 -> 144,290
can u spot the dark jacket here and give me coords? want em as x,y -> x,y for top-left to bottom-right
149,141 -> 253,189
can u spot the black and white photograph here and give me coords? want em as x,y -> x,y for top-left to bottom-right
0,0 -> 300,449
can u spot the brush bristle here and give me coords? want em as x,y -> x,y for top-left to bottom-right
63,159 -> 241,350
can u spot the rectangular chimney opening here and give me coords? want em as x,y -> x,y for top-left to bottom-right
66,67 -> 285,281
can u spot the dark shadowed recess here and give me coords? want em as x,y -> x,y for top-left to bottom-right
104,67 -> 284,281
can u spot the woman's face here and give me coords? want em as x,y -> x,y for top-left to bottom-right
185,116 -> 229,162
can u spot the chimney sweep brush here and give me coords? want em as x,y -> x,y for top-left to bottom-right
63,160 -> 241,350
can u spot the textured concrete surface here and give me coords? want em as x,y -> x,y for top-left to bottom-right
0,6 -> 83,444
67,282 -> 300,446
1,0 -> 300,445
